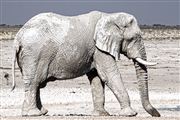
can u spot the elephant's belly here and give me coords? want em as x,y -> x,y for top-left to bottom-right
48,47 -> 95,79
48,60 -> 93,79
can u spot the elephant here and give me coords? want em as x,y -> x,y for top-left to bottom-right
11,11 -> 160,117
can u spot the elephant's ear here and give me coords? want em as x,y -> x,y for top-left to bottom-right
94,15 -> 123,60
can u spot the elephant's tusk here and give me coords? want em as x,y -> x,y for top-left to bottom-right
135,58 -> 157,66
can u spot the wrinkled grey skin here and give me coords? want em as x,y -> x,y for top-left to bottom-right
12,11 -> 160,117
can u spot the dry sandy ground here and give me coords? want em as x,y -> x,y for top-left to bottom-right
0,39 -> 180,120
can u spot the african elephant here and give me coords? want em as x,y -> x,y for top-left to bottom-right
12,11 -> 160,117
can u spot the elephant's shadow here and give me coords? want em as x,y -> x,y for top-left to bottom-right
158,105 -> 180,111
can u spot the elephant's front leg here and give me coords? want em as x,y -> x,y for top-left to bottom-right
87,69 -> 109,116
94,49 -> 137,116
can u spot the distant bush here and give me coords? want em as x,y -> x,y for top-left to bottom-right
0,24 -> 23,28
140,24 -> 180,29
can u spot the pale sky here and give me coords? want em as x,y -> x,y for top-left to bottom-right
0,0 -> 179,25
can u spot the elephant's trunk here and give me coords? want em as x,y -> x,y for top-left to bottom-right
133,60 -> 160,117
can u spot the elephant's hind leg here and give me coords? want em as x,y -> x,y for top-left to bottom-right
87,69 -> 110,116
22,57 -> 49,116
21,57 -> 43,116
34,60 -> 52,115
36,87 -> 48,115
22,79 -> 43,116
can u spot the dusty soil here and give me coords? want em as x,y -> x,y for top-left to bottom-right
0,38 -> 180,119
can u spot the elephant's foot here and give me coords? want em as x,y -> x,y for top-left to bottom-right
22,107 -> 43,117
119,107 -> 137,117
40,107 -> 48,115
92,109 -> 110,116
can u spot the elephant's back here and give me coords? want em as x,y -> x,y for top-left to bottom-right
16,12 -> 95,45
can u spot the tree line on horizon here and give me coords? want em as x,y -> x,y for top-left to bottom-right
0,24 -> 180,29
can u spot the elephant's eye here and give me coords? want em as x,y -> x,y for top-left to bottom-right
127,38 -> 133,42
124,19 -> 133,28
124,25 -> 128,28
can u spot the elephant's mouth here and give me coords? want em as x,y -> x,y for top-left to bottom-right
134,57 -> 157,66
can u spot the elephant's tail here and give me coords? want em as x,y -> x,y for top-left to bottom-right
11,40 -> 19,91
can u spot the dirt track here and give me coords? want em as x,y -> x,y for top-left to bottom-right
0,38 -> 180,119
